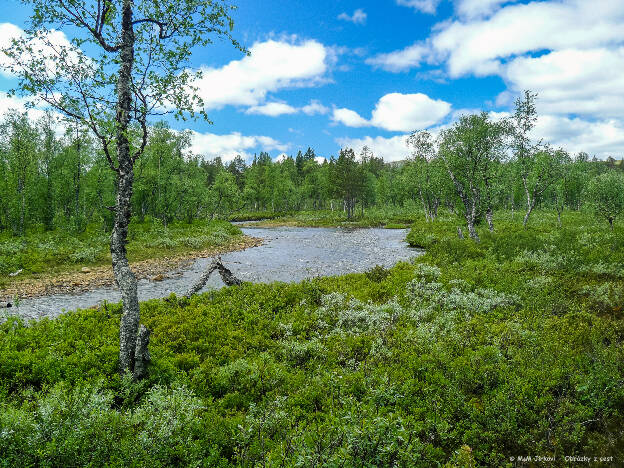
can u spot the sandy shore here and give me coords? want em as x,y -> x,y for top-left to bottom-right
1,235 -> 263,300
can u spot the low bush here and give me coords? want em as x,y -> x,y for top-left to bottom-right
0,210 -> 623,466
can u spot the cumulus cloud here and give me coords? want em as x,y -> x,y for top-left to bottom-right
332,93 -> 451,132
373,1 -> 624,78
0,93 -> 67,136
332,108 -> 370,127
246,99 -> 329,117
336,134 -> 411,162
0,22 -> 89,78
371,93 -> 451,131
502,47 -> 624,118
368,0 -> 624,132
301,99 -> 330,115
433,0 -> 624,78
192,38 -> 329,110
337,9 -> 367,25
455,0 -> 519,19
189,131 -> 289,161
532,115 -> 624,159
246,102 -> 298,117
396,0 -> 441,14
0,23 -> 24,75
337,112 -> 624,162
365,43 -> 430,72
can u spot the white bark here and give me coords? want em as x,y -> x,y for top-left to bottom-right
185,257 -> 242,297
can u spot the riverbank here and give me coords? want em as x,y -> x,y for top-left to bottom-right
0,220 -> 258,299
232,207 -> 419,229
1,236 -> 262,300
1,210 -> 622,466
8,227 -> 416,320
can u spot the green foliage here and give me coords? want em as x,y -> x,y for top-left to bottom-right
1,103 -> 621,242
0,219 -> 242,277
1,211 -> 623,465
585,171 -> 624,228
365,264 -> 390,283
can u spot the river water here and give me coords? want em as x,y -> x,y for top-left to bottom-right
6,226 -> 420,321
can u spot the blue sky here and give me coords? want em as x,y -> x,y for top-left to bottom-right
1,0 -> 624,161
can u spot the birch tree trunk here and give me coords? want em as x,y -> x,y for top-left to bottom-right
522,177 -> 533,228
114,0 -> 148,379
466,200 -> 480,242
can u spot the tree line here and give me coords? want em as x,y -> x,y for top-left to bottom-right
1,94 -> 623,238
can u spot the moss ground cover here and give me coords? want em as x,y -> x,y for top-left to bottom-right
0,210 -> 623,466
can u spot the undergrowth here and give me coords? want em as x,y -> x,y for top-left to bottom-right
0,210 -> 623,466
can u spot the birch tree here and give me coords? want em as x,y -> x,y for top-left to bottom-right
406,130 -> 449,222
585,172 -> 624,230
438,113 -> 509,240
3,0 -> 243,379
510,90 -> 563,227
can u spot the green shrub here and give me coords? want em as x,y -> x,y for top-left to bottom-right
1,210 -> 624,466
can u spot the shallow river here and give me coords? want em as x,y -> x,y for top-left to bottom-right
7,226 -> 420,321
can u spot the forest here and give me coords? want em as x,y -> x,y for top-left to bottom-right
1,99 -> 623,239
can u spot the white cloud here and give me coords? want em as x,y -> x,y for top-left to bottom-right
371,93 -> 451,132
532,115 -> 624,159
332,93 -> 451,132
0,23 -> 24,76
502,47 -> 624,118
365,43 -> 430,72
432,0 -> 624,78
246,102 -> 298,117
0,93 -> 66,132
368,0 -> 624,152
314,156 -> 326,164
189,131 -> 289,161
0,93 -> 32,114
455,0 -> 519,19
245,99 -> 329,117
396,0 -> 441,14
337,9 -> 367,25
336,134 -> 411,162
301,99 -> 330,115
337,112 -> 624,162
376,1 -> 624,77
332,108 -> 370,127
0,23 -> 89,78
193,39 -> 329,110
479,110 -> 624,159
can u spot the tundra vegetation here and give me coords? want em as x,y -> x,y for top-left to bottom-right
0,0 -> 623,464
1,211 -> 623,466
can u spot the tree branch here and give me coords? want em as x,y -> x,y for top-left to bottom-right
58,0 -> 121,52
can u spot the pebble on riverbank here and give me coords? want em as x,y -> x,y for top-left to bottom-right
2,236 -> 263,300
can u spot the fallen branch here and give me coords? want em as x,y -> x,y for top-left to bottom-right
185,257 -> 242,298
